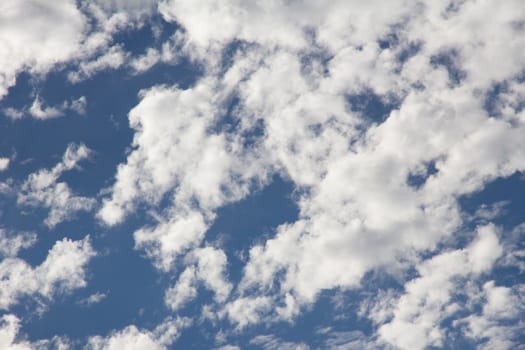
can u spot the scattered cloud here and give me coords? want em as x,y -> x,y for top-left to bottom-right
0,235 -> 95,310
0,0 -> 524,349
78,291 -> 108,307
85,317 -> 191,350
17,143 -> 96,227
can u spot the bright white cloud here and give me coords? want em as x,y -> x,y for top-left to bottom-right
0,314 -> 32,350
94,0 -> 525,343
165,246 -> 232,310
375,224 -> 502,350
0,235 -> 95,310
85,317 -> 191,350
0,229 -> 36,257
29,96 -> 65,119
0,158 -> 10,172
0,0 -> 86,99
17,143 -> 96,227
458,281 -> 525,350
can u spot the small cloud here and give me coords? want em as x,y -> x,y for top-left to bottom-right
4,96 -> 88,121
78,292 -> 108,306
29,95 -> 65,119
2,107 -> 24,120
69,96 -> 87,115
0,157 -> 10,172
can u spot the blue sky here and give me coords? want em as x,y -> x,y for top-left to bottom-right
0,1 -> 524,349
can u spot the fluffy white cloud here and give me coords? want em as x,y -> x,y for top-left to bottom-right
0,0 -> 86,99
85,317 -> 191,350
0,314 -> 72,350
17,143 -> 96,227
0,314 -> 32,350
375,224 -> 502,350
99,79 -> 268,274
458,281 -> 525,350
165,246 -> 232,310
98,0 -> 525,338
0,229 -> 36,257
0,235 -> 95,310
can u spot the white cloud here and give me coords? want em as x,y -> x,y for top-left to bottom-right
0,158 -> 10,172
85,317 -> 191,350
29,96 -> 65,119
99,80 -> 268,272
69,96 -> 88,115
78,291 -> 108,307
458,281 -> 525,350
2,108 -> 24,120
4,96 -> 88,120
0,0 -> 86,100
68,45 -> 129,83
375,225 -> 502,350
0,314 -> 32,350
250,334 -> 310,350
165,246 -> 232,310
0,229 -> 36,257
17,143 -> 96,227
0,314 -> 72,350
165,266 -> 197,311
221,296 -> 272,329
97,0 -> 525,339
0,235 -> 95,310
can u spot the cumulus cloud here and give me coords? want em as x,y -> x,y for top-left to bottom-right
0,229 -> 36,257
375,224 -> 502,349
85,317 -> 191,350
165,246 -> 232,310
458,281 -> 525,350
0,0 -> 523,348
0,0 -> 86,99
93,0 -> 525,344
0,235 -> 95,310
0,314 -> 72,350
0,314 -> 32,350
17,143 -> 96,227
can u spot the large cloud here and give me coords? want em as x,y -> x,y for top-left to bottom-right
94,0 -> 525,347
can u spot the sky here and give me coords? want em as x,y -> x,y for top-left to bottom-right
0,1 -> 524,349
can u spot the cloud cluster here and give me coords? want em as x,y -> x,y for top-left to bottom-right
1,0 -> 524,349
95,0 -> 525,347
373,224 -> 503,349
